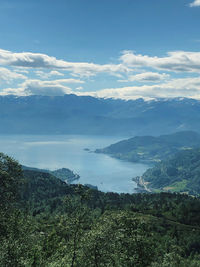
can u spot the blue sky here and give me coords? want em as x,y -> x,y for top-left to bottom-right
0,0 -> 200,99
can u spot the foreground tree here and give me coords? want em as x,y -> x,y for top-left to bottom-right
0,153 -> 22,209
0,153 -> 28,266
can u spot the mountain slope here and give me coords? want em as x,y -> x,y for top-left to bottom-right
140,148 -> 200,195
95,131 -> 200,163
1,152 -> 200,266
22,165 -> 80,183
1,95 -> 200,135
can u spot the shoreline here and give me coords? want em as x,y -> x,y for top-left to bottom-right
133,176 -> 152,193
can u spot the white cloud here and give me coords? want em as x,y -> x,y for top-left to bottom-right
0,67 -> 26,83
35,70 -> 64,79
1,79 -> 74,96
1,48 -> 200,100
190,0 -> 200,7
34,75 -> 84,85
120,50 -> 200,73
0,48 -> 130,77
2,76 -> 200,100
14,69 -> 29,74
81,77 -> 200,100
75,86 -> 83,90
119,72 -> 169,83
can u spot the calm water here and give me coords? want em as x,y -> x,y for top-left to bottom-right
0,135 -> 149,193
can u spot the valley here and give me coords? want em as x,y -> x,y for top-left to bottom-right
1,0 -> 200,265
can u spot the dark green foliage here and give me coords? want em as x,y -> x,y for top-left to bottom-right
142,148 -> 200,195
22,165 -> 80,183
1,153 -> 200,266
21,169 -> 77,214
96,131 -> 200,163
51,168 -> 80,183
0,153 -> 22,208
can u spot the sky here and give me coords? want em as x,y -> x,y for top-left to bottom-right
0,0 -> 200,100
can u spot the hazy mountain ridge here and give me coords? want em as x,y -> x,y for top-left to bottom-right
1,95 -> 200,135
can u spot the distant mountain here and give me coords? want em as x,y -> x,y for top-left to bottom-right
1,95 -> 200,135
95,131 -> 200,163
140,148 -> 200,195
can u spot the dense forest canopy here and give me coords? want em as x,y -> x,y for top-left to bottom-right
22,165 -> 80,183
141,148 -> 200,196
1,153 -> 200,266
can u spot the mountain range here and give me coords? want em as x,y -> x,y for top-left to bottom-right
1,94 -> 200,135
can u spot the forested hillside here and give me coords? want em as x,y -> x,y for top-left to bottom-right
22,165 -> 80,183
141,148 -> 200,195
95,131 -> 200,163
1,152 -> 200,266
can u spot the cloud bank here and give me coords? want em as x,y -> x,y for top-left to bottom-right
120,50 -> 200,73
2,78 -> 84,96
1,48 -> 200,100
0,49 -> 130,77
119,72 -> 169,83
190,0 -> 200,7
84,77 -> 200,100
0,67 -> 26,83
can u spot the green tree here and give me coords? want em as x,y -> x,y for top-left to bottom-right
0,153 -> 22,209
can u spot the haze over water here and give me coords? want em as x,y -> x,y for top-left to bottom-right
0,135 -> 149,193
